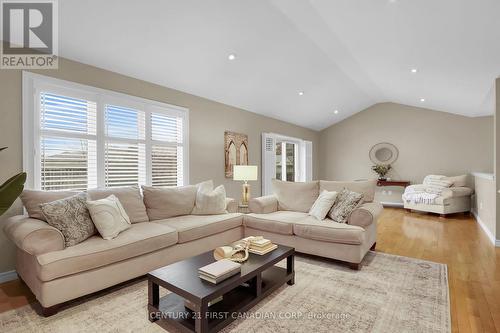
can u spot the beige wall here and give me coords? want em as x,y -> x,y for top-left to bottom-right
496,78 -> 500,239
319,103 -> 494,185
0,58 -> 319,273
472,175 -> 496,240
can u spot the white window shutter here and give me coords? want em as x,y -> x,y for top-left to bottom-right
304,140 -> 313,181
104,104 -> 146,187
262,133 -> 276,196
150,112 -> 184,187
39,92 -> 97,191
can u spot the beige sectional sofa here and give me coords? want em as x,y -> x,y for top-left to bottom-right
4,186 -> 243,316
3,180 -> 382,316
245,180 -> 382,269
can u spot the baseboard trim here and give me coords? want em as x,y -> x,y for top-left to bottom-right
471,211 -> 497,246
380,201 -> 404,208
0,270 -> 18,283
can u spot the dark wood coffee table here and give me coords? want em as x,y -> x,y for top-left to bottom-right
147,245 -> 295,333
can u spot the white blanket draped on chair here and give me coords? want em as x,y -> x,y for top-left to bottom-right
402,175 -> 453,205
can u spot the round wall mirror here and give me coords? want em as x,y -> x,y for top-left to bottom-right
369,142 -> 398,165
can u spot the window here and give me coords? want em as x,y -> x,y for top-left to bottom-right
39,92 -> 97,191
262,133 -> 312,195
23,72 -> 189,191
275,141 -> 297,182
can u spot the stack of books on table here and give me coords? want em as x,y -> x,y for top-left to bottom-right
248,237 -> 277,255
198,259 -> 241,284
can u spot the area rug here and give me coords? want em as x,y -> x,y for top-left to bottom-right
0,251 -> 450,333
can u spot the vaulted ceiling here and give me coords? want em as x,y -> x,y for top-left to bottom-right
59,0 -> 500,130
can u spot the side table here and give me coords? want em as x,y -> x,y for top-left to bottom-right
376,180 -> 411,187
238,204 -> 250,214
376,180 -> 411,208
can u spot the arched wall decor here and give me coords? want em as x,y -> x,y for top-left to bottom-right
224,131 -> 249,178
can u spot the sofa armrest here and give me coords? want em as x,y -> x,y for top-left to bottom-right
440,187 -> 473,199
225,197 -> 238,213
3,215 -> 65,255
249,195 -> 278,214
348,202 -> 383,228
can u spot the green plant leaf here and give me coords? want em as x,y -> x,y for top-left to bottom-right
0,172 -> 26,216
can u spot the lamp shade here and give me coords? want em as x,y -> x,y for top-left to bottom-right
233,165 -> 258,181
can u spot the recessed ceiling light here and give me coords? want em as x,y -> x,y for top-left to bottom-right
333,110 -> 339,114
411,68 -> 418,73
298,91 -> 304,96
228,54 -> 236,60
420,98 -> 426,102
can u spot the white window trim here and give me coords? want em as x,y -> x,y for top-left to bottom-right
261,132 -> 312,195
22,71 -> 190,190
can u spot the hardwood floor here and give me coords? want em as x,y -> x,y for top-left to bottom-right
0,207 -> 499,332
0,278 -> 35,314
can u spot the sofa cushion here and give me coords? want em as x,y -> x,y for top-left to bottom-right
248,195 -> 278,214
434,187 -> 473,205
35,222 -> 178,281
320,180 -> 376,203
20,190 -> 78,222
142,185 -> 197,220
87,186 -> 148,223
445,174 -> 468,187
293,217 -> 365,245
155,213 -> 243,243
271,179 -> 319,212
244,211 -> 309,235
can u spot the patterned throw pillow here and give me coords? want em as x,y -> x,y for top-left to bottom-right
328,189 -> 364,224
40,193 -> 96,247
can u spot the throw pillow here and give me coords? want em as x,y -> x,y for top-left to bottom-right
309,190 -> 338,220
86,195 -> 131,240
40,193 -> 95,247
328,189 -> 364,224
197,179 -> 214,192
191,183 -> 227,215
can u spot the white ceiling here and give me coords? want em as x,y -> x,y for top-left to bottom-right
59,0 -> 500,130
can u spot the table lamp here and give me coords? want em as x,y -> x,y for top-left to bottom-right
233,165 -> 258,205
